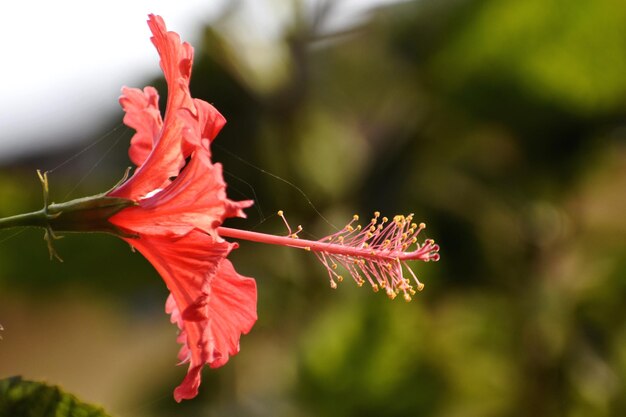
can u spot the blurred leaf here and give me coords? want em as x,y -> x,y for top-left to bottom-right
298,297 -> 443,417
432,0 -> 626,114
0,376 -> 113,417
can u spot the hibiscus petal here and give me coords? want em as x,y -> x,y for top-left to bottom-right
165,294 -> 191,363
109,149 -> 252,238
119,86 -> 163,167
166,259 -> 257,402
111,14 -> 198,200
195,99 -> 227,144
204,259 -> 257,368
179,98 -> 227,153
123,231 -> 235,400
107,15 -> 259,403
147,14 -> 195,114
124,231 -> 232,311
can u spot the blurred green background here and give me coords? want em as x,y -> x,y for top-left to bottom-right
1,1 -> 625,416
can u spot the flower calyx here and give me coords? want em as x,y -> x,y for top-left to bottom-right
36,170 -> 138,235
0,171 -> 138,261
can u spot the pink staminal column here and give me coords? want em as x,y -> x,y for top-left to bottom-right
218,212 -> 440,301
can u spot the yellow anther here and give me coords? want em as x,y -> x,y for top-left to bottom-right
353,214 -> 359,221
356,225 -> 362,231
347,225 -> 354,232
338,236 -> 344,242
409,288 -> 416,295
419,222 -> 426,229
337,275 -> 344,282
304,246 -> 311,251
277,210 -> 284,216
417,282 -> 425,291
382,216 -> 388,223
332,263 -> 338,270
372,284 -> 379,292
330,280 -> 337,289
374,211 -> 380,217
357,280 -> 363,287
403,293 -> 412,302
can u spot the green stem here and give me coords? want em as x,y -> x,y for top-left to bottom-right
0,195 -> 136,234
0,194 -> 137,261
0,170 -> 137,260
0,209 -> 48,230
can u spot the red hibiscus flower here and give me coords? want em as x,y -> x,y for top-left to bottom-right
107,15 -> 257,402
0,13 -> 440,404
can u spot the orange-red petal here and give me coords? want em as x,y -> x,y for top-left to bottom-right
119,86 -> 163,168
164,258 -> 257,402
109,150 -> 250,238
111,14 -> 197,200
107,15 -> 257,402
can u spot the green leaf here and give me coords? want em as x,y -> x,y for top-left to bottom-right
0,376 -> 113,417
431,0 -> 626,113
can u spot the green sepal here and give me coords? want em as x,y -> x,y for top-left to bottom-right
45,193 -> 138,236
0,194 -> 137,236
38,169 -> 138,236
0,170 -> 139,260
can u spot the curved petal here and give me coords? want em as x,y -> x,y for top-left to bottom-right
195,99 -> 227,145
111,14 -> 197,200
119,86 -> 163,167
122,231 -> 235,400
166,259 -> 257,402
107,15 -> 258,403
109,150 -> 252,238
124,231 -> 232,312
148,14 -> 195,115
204,259 -> 257,368
179,98 -> 227,153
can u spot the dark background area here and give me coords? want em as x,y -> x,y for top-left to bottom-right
1,1 -> 625,416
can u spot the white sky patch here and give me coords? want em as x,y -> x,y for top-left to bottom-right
0,0 -> 403,163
